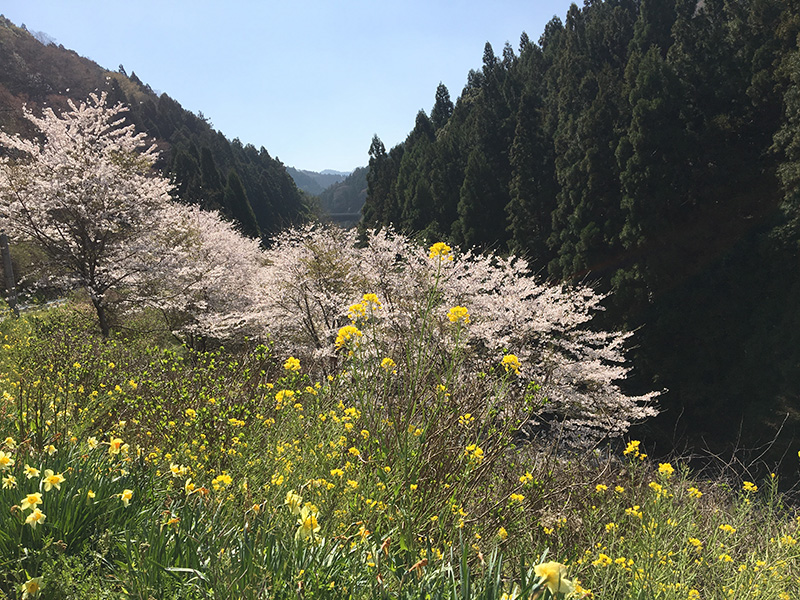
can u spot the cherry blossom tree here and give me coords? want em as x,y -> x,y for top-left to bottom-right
133,203 -> 269,346
257,225 -> 659,444
0,92 -> 173,335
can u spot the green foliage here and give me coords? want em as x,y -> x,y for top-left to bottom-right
358,0 -> 800,467
1,302 -> 800,598
0,16 -> 308,241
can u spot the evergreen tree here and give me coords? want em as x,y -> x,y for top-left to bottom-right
506,88 -> 556,272
431,83 -> 454,131
224,170 -> 260,238
199,147 -> 224,212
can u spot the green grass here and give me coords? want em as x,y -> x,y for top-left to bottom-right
0,302 -> 798,599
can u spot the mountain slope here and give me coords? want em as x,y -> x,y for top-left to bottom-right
0,15 -> 308,237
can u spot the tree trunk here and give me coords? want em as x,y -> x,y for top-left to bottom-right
90,292 -> 111,337
0,233 -> 18,316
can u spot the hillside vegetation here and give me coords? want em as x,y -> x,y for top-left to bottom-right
361,0 -> 800,468
0,15 -> 309,239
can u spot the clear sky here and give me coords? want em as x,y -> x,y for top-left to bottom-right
1,1 -> 576,173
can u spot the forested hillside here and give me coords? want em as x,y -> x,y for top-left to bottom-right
287,167 -> 348,195
0,15 -> 308,238
362,0 -> 800,464
319,166 -> 368,226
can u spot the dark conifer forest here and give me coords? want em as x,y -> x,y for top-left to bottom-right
361,0 -> 800,467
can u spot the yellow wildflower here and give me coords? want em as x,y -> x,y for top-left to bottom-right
2,474 -> 17,489
658,462 -> 675,478
0,450 -> 14,470
458,413 -> 475,427
24,464 -> 40,479
108,437 -> 124,455
533,561 -> 574,595
42,469 -> 66,492
21,492 -> 43,510
121,489 -> 133,506
447,306 -> 470,324
429,242 -> 453,261
25,508 -> 46,528
285,490 -> 303,515
742,481 -> 758,493
21,577 -> 43,599
593,554 -> 612,567
348,302 -> 367,321
283,356 -> 301,372
464,443 -> 484,463
296,505 -> 321,540
335,325 -> 362,349
501,354 -> 521,375
623,440 -> 641,456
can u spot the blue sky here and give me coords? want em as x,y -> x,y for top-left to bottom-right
2,1 -> 576,172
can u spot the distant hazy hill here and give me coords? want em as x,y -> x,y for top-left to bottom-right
287,167 -> 348,196
0,15 -> 308,237
318,166 -> 367,225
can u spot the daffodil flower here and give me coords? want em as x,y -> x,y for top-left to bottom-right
42,469 -> 66,492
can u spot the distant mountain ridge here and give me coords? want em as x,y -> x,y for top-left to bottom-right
286,167 -> 349,196
0,14 -> 308,238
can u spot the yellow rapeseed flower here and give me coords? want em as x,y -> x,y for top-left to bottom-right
623,440 -> 641,456
464,443 -> 484,463
362,293 -> 382,309
348,302 -> 367,321
658,462 -> 675,478
283,356 -> 301,372
593,553 -> 612,567
335,325 -> 362,349
429,242 -> 453,261
447,306 -> 470,324
501,354 -> 521,375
